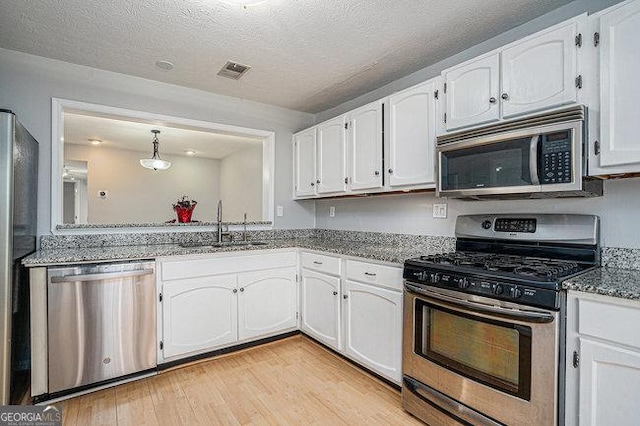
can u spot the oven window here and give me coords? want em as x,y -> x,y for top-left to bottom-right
415,300 -> 532,400
440,137 -> 534,191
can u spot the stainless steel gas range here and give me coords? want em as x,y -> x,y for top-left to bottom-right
402,214 -> 599,426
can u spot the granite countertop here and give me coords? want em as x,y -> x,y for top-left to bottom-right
22,237 -> 439,267
563,267 -> 640,300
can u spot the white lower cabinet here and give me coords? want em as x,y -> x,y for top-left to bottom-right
161,274 -> 238,359
158,251 -> 298,362
300,269 -> 341,350
343,279 -> 402,383
237,268 -> 297,341
565,291 -> 640,425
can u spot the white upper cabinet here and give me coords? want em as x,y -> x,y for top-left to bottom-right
317,116 -> 347,194
293,127 -> 317,198
388,79 -> 439,187
597,0 -> 640,169
237,267 -> 297,341
501,22 -> 579,119
444,53 -> 500,131
346,100 -> 383,191
442,17 -> 584,132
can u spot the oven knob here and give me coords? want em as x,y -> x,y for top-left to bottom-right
481,220 -> 492,230
457,277 -> 470,289
510,287 -> 523,299
430,273 -> 441,283
493,284 -> 504,295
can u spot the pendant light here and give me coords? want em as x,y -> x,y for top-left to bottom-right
140,129 -> 171,171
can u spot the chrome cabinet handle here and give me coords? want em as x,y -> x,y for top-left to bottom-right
364,272 -> 377,277
333,291 -> 338,296
310,182 -> 315,187
232,288 -> 238,294
388,169 -> 394,174
501,93 -> 509,100
374,170 -> 380,176
343,295 -> 348,299
316,179 -> 320,184
240,287 -> 245,292
313,261 -> 323,265
489,97 -> 497,104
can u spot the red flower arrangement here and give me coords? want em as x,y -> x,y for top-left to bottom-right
173,196 -> 197,223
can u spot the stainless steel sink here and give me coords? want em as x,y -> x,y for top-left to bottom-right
178,241 -> 268,248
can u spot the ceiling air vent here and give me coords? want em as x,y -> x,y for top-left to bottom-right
217,61 -> 251,80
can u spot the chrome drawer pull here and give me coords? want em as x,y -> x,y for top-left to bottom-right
364,272 -> 377,277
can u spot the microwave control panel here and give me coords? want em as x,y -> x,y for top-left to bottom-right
540,131 -> 572,184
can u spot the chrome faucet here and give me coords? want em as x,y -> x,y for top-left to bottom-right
217,200 -> 224,243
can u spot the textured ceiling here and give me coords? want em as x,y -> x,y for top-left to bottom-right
0,0 -> 573,113
64,112 -> 263,159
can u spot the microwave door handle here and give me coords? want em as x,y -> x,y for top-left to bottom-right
529,135 -> 540,185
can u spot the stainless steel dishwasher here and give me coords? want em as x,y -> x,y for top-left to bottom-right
47,261 -> 156,394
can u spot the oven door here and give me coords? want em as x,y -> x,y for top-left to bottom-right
403,283 -> 560,426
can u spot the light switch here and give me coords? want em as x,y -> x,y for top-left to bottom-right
276,206 -> 284,217
329,206 -> 336,217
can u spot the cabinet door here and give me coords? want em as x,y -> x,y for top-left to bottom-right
598,0 -> 640,168
347,100 -> 383,191
162,275 -> 237,359
300,270 -> 340,350
388,80 -> 437,187
578,338 -> 640,425
317,116 -> 347,194
343,280 -> 402,383
444,53 -> 500,131
501,22 -> 578,119
293,128 -> 317,198
237,267 -> 297,341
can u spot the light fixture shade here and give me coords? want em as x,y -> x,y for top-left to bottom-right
140,129 -> 172,171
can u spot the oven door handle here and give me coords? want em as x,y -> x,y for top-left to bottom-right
405,283 -> 555,323
403,376 -> 505,426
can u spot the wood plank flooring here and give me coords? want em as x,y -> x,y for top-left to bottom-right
59,335 -> 423,425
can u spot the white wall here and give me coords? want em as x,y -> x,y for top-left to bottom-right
313,0 -> 640,249
219,145 -> 263,222
0,47 -> 316,235
65,144 -> 222,224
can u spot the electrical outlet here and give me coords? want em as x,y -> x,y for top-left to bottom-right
433,203 -> 447,219
276,206 -> 284,217
329,206 -> 336,217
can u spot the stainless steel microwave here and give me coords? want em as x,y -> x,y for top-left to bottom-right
436,105 -> 603,199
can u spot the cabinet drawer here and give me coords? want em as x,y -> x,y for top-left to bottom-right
345,260 -> 403,292
162,251 -> 296,281
578,296 -> 640,350
301,252 -> 341,276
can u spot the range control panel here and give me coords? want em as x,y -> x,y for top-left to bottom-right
494,218 -> 537,233
403,264 -> 559,309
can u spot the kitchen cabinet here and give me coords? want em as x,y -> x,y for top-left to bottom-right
444,53 -> 500,131
237,267 -> 297,341
158,251 -> 298,362
317,116 -> 347,194
589,0 -> 640,174
501,21 -> 578,119
346,100 -> 383,191
300,269 -> 341,351
388,79 -> 439,187
161,274 -> 238,359
343,265 -> 402,383
293,127 -> 317,198
565,291 -> 640,425
442,18 -> 583,131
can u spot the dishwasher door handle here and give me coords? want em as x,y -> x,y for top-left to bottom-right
50,268 -> 154,283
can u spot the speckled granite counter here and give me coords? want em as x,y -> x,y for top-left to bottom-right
23,237 -> 454,267
563,267 -> 640,300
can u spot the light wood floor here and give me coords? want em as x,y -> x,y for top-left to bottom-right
59,335 -> 423,425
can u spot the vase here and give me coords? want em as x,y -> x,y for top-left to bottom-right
175,205 -> 195,223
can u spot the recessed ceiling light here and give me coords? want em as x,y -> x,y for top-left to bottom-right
185,150 -> 196,156
88,139 -> 102,145
155,60 -> 174,71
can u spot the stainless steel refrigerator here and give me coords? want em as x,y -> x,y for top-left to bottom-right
0,109 -> 38,405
